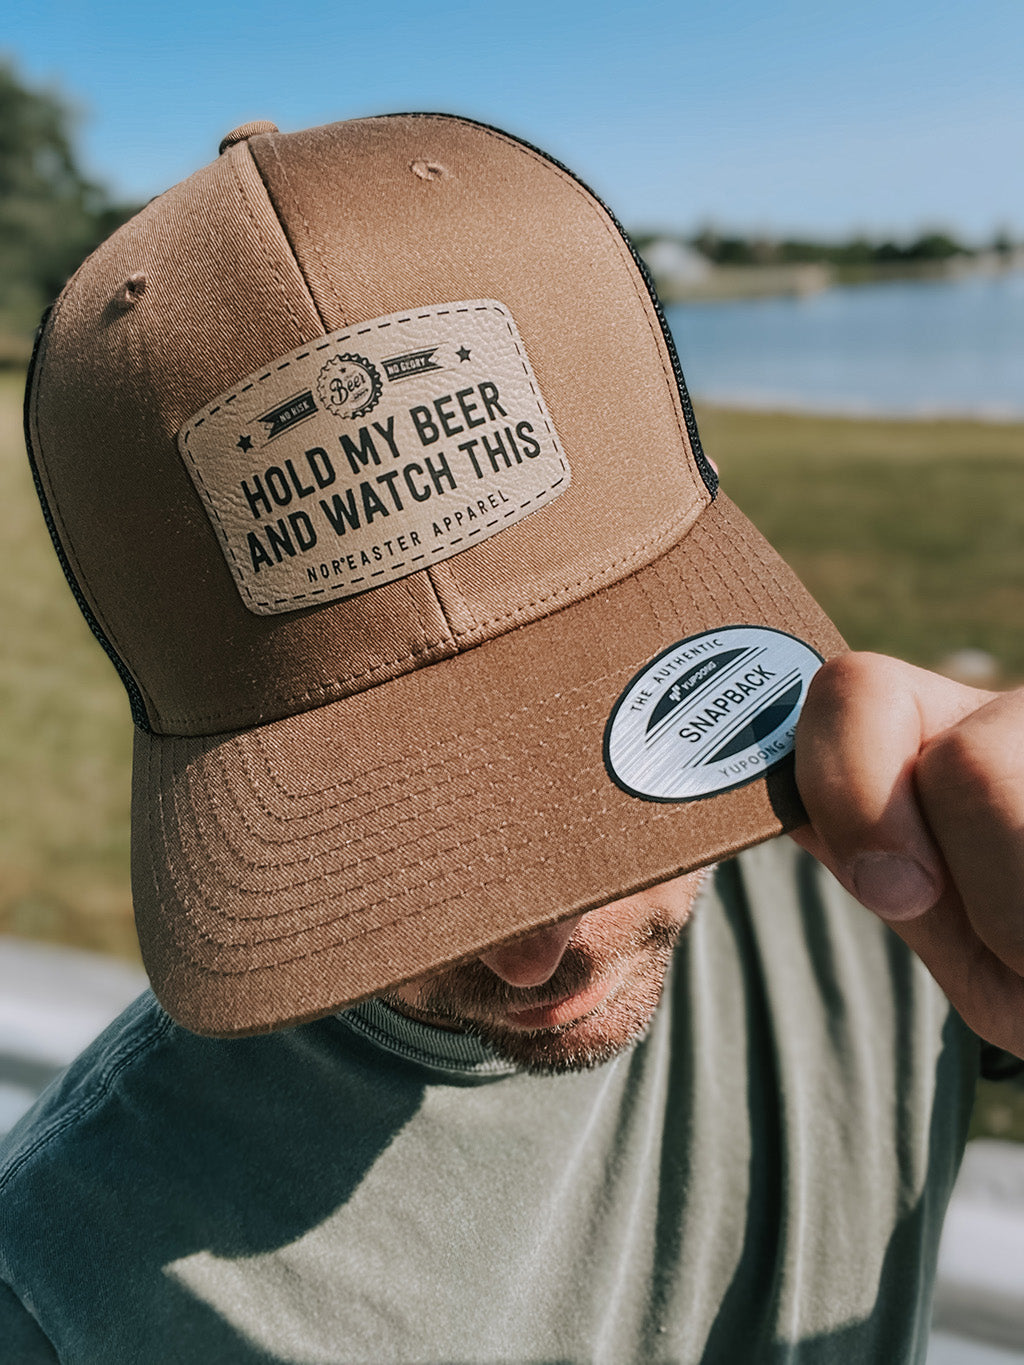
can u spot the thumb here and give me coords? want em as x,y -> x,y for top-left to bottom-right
791,654 -> 981,921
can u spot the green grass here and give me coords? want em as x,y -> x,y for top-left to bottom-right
0,371 -> 135,958
3,378 -> 1024,1134
697,405 -> 1024,679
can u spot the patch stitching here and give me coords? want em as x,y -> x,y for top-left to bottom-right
179,302 -> 570,613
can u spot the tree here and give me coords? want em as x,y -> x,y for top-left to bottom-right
904,231 -> 964,262
0,60 -> 136,350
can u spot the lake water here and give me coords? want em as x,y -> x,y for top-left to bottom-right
665,268 -> 1024,419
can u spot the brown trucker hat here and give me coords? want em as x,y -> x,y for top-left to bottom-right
25,113 -> 844,1036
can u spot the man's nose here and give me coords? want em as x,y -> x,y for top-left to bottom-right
477,916 -> 584,988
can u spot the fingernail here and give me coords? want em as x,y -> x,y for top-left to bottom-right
850,852 -> 939,921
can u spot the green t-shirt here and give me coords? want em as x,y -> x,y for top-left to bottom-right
0,842 -> 984,1363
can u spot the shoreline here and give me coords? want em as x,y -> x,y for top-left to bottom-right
691,394 -> 1024,426
3,368 -> 1022,430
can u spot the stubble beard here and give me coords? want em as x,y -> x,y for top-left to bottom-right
384,904 -> 695,1075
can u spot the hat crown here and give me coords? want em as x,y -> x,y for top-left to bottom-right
26,115 -> 711,738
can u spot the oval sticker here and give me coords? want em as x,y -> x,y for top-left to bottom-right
603,626 -> 824,802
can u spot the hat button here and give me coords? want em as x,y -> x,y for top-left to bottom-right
218,121 -> 279,154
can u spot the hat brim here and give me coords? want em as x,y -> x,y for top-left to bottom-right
132,493 -> 845,1036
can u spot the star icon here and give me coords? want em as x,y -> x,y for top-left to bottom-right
456,346 -> 471,363
237,434 -> 253,452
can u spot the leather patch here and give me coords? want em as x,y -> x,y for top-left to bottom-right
178,301 -> 570,615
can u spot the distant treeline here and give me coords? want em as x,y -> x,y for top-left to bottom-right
0,61 -> 137,361
633,225 -> 1018,268
2,56 -> 1018,364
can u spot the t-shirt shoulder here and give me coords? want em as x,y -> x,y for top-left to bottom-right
0,991 -> 173,1198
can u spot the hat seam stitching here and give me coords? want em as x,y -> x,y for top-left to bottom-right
226,151 -> 460,644
228,149 -> 313,349
249,519 -> 748,812
27,285 -> 160,722
147,726 -> 685,963
402,578 -> 435,655
160,586 -> 830,906
151,500 -> 701,732
185,735 -> 526,893
744,531 -> 804,621
157,664 -> 630,898
427,561 -> 475,637
243,716 -> 514,818
153,636 -> 450,732
199,702 -> 591,866
250,135 -> 347,330
677,526 -> 746,620
249,135 -> 464,641
162,637 -> 722,899
237,661 -> 629,814
154,546 -> 825,867
631,555 -> 675,639
460,120 -> 703,504
421,112 -> 715,496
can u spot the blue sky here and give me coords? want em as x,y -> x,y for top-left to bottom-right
5,0 -> 1023,241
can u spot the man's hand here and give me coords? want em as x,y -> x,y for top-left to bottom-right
791,652 -> 1024,1057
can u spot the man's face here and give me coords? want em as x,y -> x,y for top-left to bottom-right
386,870 -> 707,1073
